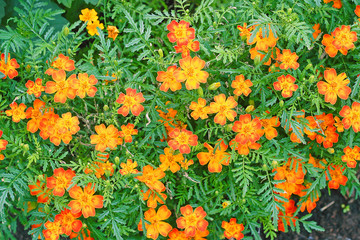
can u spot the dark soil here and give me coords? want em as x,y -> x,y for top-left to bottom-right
277,189 -> 360,240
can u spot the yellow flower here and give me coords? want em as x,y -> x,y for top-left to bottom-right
86,20 -> 104,36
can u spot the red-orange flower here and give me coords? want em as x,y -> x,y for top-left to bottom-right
159,147 -> 184,173
138,205 -> 172,239
189,98 -> 210,120
176,205 -> 208,237
222,218 -> 244,240
0,53 -> 20,79
237,23 -> 254,40
317,68 -> 351,104
273,157 -> 306,185
355,5 -> 360,18
273,74 -> 298,98
231,74 -> 253,97
90,124 -> 121,152
332,25 -> 357,54
229,139 -> 261,156
43,218 -> 61,240
173,56 -> 209,90
308,154 -> 327,169
339,102 -> 360,132
168,128 -> 198,154
277,199 -> 298,232
232,114 -> 263,145
174,39 -> 200,58
167,228 -> 187,240
312,23 -> 321,40
28,179 -> 51,203
135,165 -> 165,192
209,94 -> 238,126
45,70 -> 77,103
142,189 -> 167,208
326,164 -> 348,189
323,0 -> 342,8
107,25 -> 119,41
119,123 -> 138,143
5,102 -> 27,122
197,140 -> 230,173
68,183 -> 104,218
119,159 -> 139,175
116,88 -> 145,117
260,116 -> 280,140
341,146 -> 360,168
277,49 -> 299,70
46,168 -> 76,197
25,99 -> 46,133
0,130 -> 8,152
156,65 -> 182,92
45,54 -> 75,76
25,78 -> 45,97
55,209 -> 82,236
322,34 -> 338,58
247,27 -> 278,51
167,20 -> 195,46
71,73 -> 98,98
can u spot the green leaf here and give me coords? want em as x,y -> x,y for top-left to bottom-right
57,0 -> 72,8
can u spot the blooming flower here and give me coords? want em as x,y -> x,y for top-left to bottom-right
273,157 -> 306,185
25,99 -> 46,133
277,200 -> 298,232
107,25 -> 119,40
173,56 -> 209,90
339,102 -> 360,132
28,179 -> 51,203
231,74 -> 253,97
229,139 -> 261,156
317,68 -> 350,104
119,123 -> 138,143
142,189 -> 167,208
43,218 -> 62,240
168,128 -> 198,154
45,70 -> 77,103
0,130 -> 8,161
176,205 -> 208,237
79,8 -> 98,22
355,5 -> 360,19
55,209 -> 82,236
174,39 -> 200,58
45,54 -> 76,76
167,20 -> 195,46
46,168 -> 76,197
135,165 -> 165,192
167,229 -> 187,240
138,205 -> 172,239
334,116 -> 344,132
247,26 -> 278,51
341,146 -> 360,168
197,140 -> 230,173
119,159 -> 139,175
159,147 -> 184,173
260,116 -> 280,140
332,25 -> 357,55
323,0 -> 342,8
86,20 -> 104,36
90,124 -> 121,152
222,218 -> 244,240
209,94 -> 238,126
156,65 -> 182,92
0,53 -> 20,79
6,102 -> 27,122
232,114 -> 263,145
71,73 -> 98,98
326,164 -> 348,189
68,183 -> 104,218
308,154 -> 327,169
322,34 -> 338,57
277,49 -> 299,70
25,78 -> 45,97
189,98 -> 210,120
273,74 -> 298,98
237,23 -> 253,40
69,228 -> 94,240
116,88 -> 145,117
312,23 -> 321,40
39,109 -> 59,140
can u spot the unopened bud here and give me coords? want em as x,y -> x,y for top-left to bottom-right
114,156 -> 120,165
248,100 -> 255,105
44,205 -> 50,213
25,65 -> 31,72
37,175 -> 44,181
254,55 -> 261,65
67,48 -> 71,55
309,75 -> 315,83
208,82 -> 221,90
327,148 -> 334,154
305,63 -> 313,70
158,49 -> 163,58
226,123 -> 234,132
279,100 -> 284,107
197,87 -> 204,97
63,26 -> 69,36
103,105 -> 109,111
245,105 -> 255,113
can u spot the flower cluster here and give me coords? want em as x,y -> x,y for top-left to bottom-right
0,53 -> 20,79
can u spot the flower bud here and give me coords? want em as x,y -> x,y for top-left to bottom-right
309,75 -> 315,83
114,156 -> 120,165
226,123 -> 234,132
254,55 -> 261,65
327,148 -> 334,154
37,175 -> 44,181
63,26 -> 70,36
67,48 -> 71,55
158,49 -> 163,58
208,82 -> 221,90
25,65 -> 31,73
44,205 -> 50,213
245,105 -> 255,113
103,105 -> 109,111
222,201 -> 231,208
248,99 -> 255,105
279,100 -> 284,107
305,63 -> 313,70
197,87 -> 204,97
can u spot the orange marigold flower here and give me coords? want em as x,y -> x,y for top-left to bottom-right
179,158 -> 194,170
339,102 -> 360,132
326,164 -> 348,189
119,159 -> 139,175
174,39 -> 200,58
0,130 -> 8,151
355,5 -> 360,18
90,124 -> 121,152
209,94 -> 238,126
247,27 -> 278,51
71,73 -> 98,98
273,74 -> 298,98
322,34 -> 338,58
189,98 -> 210,120
45,70 -> 77,103
222,218 -> 244,240
39,109 -> 59,140
49,113 -> 79,146
45,54 -> 75,76
194,229 -> 209,240
260,116 -> 280,140
176,205 -> 208,237
135,165 -> 165,192
341,146 -> 360,168
119,123 -> 138,143
273,157 -> 306,185
277,199 -> 298,232
298,184 -> 319,214
167,20 -> 195,46
142,189 -> 167,208
168,128 -> 198,154
116,88 -> 145,117
107,25 -> 119,40
232,114 -> 263,145
25,99 -> 46,133
25,78 -> 45,97
334,116 -> 344,132
138,205 -> 172,240
159,147 -> 184,173
57,112 -> 80,135
168,228 -> 187,240
79,8 -> 98,22
237,23 -> 253,40
156,65 -> 182,92
197,140 -> 230,173
173,56 -> 209,90
43,219 -> 62,240
312,23 -> 321,40
249,47 -> 272,66
68,183 -> 104,218
0,53 -> 20,79
231,74 -> 253,97
317,68 -> 350,104
91,161 -> 114,178
308,154 -> 327,169
69,229 -> 94,240
277,49 -> 299,70
86,20 -> 104,36
55,209 -> 82,236
46,168 -> 76,197
332,25 -> 357,55
6,102 -> 27,123
29,179 -> 51,203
